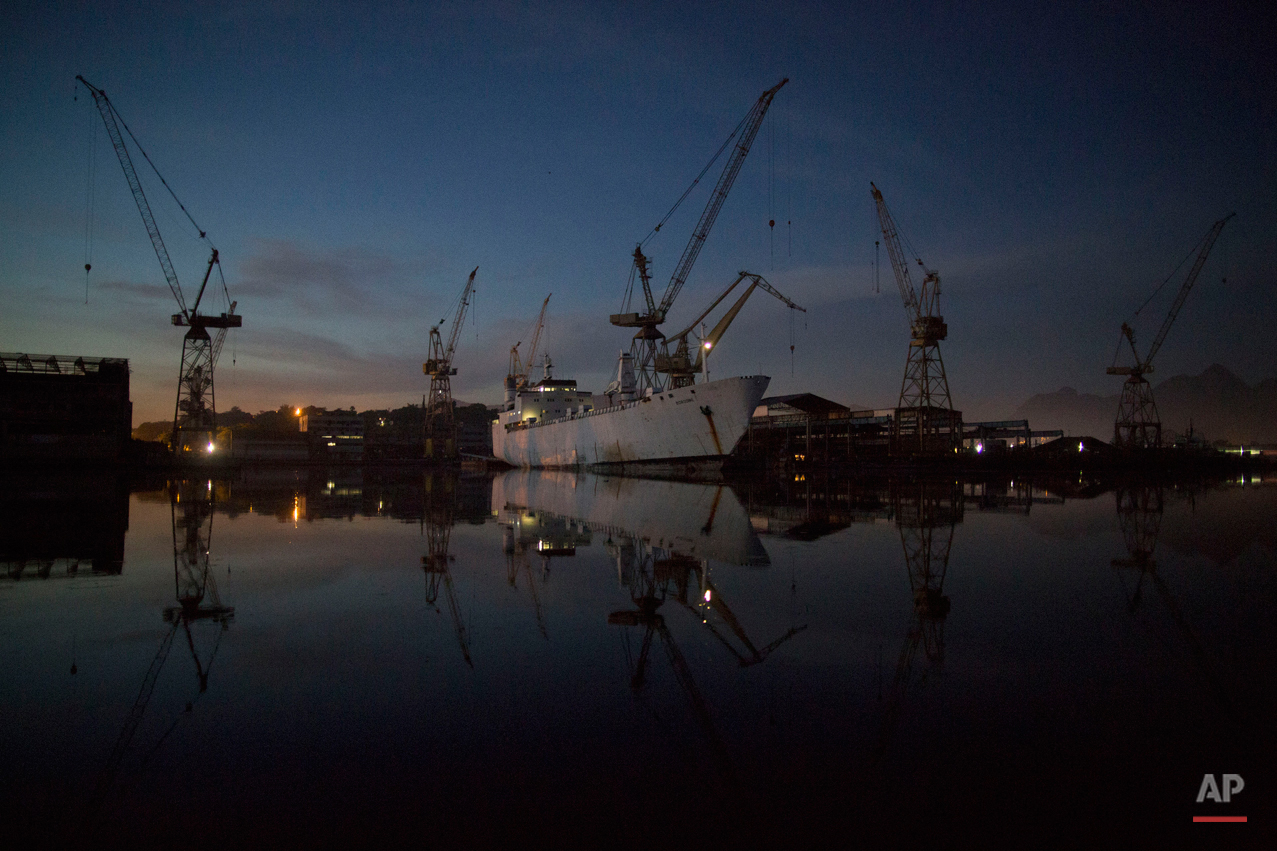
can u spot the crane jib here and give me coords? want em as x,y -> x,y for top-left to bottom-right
658,78 -> 788,319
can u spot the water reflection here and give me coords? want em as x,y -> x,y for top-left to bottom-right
2,468 -> 1273,845
420,473 -> 472,667
0,470 -> 129,580
864,479 -> 962,764
1111,481 -> 1234,710
496,470 -> 808,776
167,478 -> 235,691
1113,482 -> 1164,605
80,480 -> 236,843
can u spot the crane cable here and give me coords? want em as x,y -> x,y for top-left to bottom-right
768,107 -> 775,269
106,98 -> 214,251
215,263 -> 236,366
639,111 -> 750,250
1133,236 -> 1201,319
82,99 -> 98,303
784,103 -> 790,259
1114,227 -> 1213,367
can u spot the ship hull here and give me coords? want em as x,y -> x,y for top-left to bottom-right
492,375 -> 769,468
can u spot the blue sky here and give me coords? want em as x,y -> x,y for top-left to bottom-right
3,1 -> 1274,424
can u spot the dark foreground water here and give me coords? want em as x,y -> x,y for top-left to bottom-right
2,468 -> 1273,848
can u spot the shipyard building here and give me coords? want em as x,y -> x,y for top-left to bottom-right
0,353 -> 132,463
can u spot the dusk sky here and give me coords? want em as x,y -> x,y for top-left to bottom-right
3,2 -> 1274,425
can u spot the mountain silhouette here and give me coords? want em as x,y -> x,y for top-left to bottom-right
1015,365 -> 1277,443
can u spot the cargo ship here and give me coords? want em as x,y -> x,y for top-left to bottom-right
492,80 -> 790,470
492,353 -> 768,469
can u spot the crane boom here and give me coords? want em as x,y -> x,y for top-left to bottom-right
77,75 -> 200,318
523,293 -> 551,386
657,78 -> 788,321
1144,214 -> 1233,368
444,267 -> 478,369
870,182 -> 922,321
611,78 -> 787,393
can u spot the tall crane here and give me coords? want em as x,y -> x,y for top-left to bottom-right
76,76 -> 242,456
423,267 -> 478,459
507,293 -> 552,391
612,78 -> 788,393
1107,214 -> 1233,449
655,271 -> 805,388
871,182 -> 960,455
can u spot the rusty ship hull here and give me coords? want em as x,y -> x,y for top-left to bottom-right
492,375 -> 768,469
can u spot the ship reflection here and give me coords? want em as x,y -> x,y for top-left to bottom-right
494,469 -> 806,777
502,510 -> 590,640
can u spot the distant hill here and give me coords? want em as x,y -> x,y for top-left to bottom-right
1015,365 -> 1277,444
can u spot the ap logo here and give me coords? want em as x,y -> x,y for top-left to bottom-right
1197,774 -> 1244,803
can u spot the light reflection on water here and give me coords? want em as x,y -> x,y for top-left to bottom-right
1,468 -> 1274,845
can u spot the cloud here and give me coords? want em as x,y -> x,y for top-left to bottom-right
236,238 -> 408,317
96,278 -> 174,303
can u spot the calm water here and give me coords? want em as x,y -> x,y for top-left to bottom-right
2,468 -> 1273,847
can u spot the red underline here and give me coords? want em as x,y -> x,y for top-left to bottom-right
1193,816 -> 1247,823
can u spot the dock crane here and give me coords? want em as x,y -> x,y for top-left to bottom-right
506,293 -> 552,402
1107,214 -> 1233,449
423,267 -> 478,459
612,78 -> 788,393
871,183 -> 960,455
76,76 -> 242,456
655,271 -> 805,388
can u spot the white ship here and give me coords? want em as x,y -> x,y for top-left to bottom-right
492,353 -> 768,469
491,81 -> 794,470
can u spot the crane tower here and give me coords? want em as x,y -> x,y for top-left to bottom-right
612,78 -> 787,393
77,76 -> 241,457
1107,214 -> 1232,450
423,267 -> 478,459
871,183 -> 961,455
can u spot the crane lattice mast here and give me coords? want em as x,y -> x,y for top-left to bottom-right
423,267 -> 478,459
870,183 -> 960,455
77,76 -> 241,456
612,78 -> 788,392
1107,214 -> 1233,449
